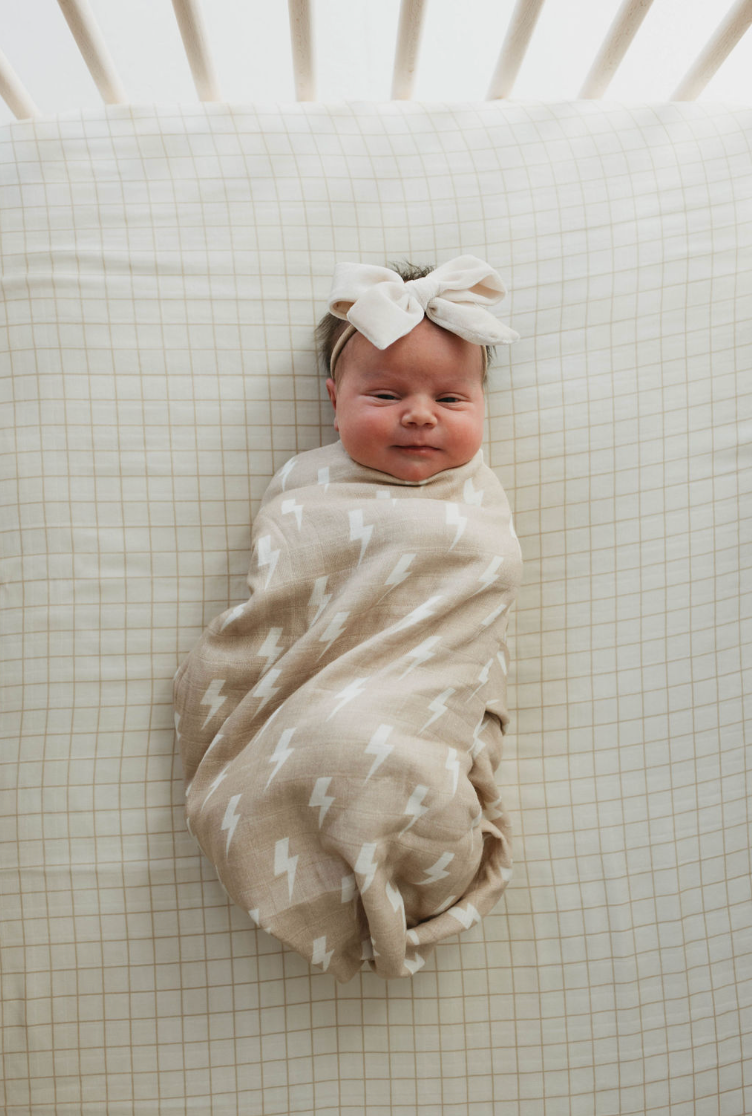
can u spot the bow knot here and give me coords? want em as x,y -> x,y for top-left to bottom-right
327,254 -> 519,355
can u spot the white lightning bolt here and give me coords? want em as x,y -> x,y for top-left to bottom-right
484,793 -> 505,821
309,776 -> 335,827
399,784 -> 429,836
252,667 -> 281,713
509,515 -> 518,539
274,837 -> 298,901
200,678 -> 228,729
463,478 -> 484,506
204,731 -> 225,761
397,635 -> 441,680
421,687 -> 455,733
497,648 -> 508,676
473,555 -> 505,596
376,489 -> 398,506
220,601 -> 248,631
349,509 -> 373,566
431,894 -> 458,915
418,851 -> 454,885
470,716 -> 488,760
248,908 -> 274,935
256,627 -> 285,673
404,953 -> 425,975
481,599 -> 510,628
468,659 -> 493,701
278,457 -> 297,490
281,497 -> 303,530
385,881 -> 406,928
364,723 -> 394,782
256,534 -> 280,588
360,937 -> 374,960
449,902 -> 481,930
446,503 -> 467,550
201,766 -> 229,810
354,842 -> 379,893
373,552 -> 416,604
406,929 -> 420,946
174,710 -> 181,744
317,466 -> 330,491
317,610 -> 350,658
311,936 -> 334,971
327,677 -> 368,719
265,727 -> 296,789
221,794 -> 242,854
341,874 -> 357,902
390,594 -> 443,633
445,747 -> 460,795
308,575 -> 332,626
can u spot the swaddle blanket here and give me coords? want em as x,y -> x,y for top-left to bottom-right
174,441 -> 523,982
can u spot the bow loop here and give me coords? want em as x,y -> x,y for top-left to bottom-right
327,254 -> 519,355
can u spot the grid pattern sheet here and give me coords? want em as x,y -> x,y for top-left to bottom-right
0,99 -> 750,1116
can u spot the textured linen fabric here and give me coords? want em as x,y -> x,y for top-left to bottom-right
174,441 -> 523,982
1,100 -> 750,1114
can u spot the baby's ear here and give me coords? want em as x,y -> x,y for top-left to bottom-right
325,378 -> 339,430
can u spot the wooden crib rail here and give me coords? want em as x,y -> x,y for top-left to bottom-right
1,0 -> 751,120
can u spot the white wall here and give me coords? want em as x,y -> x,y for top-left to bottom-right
0,0 -> 750,126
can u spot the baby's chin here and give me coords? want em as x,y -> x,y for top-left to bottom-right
350,445 -> 474,481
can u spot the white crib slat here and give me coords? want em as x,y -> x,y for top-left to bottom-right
288,0 -> 315,101
486,0 -> 547,100
171,0 -> 222,102
670,0 -> 752,100
0,48 -> 40,120
56,0 -> 127,104
391,0 -> 427,100
578,0 -> 655,98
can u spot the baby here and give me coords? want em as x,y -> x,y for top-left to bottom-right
173,255 -> 523,982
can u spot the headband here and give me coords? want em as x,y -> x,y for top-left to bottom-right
327,254 -> 519,375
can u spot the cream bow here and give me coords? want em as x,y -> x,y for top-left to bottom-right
327,254 -> 520,353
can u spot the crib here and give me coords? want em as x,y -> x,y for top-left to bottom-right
1,3 -> 751,1114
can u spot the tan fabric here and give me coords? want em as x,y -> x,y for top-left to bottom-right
174,441 -> 523,981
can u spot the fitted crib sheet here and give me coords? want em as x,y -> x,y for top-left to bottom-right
1,99 -> 750,1115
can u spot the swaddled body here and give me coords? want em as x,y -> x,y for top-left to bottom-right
174,440 -> 523,982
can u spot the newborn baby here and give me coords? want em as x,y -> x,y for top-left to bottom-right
174,255 -> 523,981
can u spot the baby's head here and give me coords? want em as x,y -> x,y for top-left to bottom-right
316,262 -> 496,482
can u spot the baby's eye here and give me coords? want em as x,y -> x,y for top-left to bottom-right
438,395 -> 462,403
374,392 -> 398,400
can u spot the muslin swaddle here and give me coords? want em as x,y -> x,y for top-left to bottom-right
174,440 -> 523,981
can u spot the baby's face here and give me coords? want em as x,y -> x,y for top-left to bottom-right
325,320 -> 485,482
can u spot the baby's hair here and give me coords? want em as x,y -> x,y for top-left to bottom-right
316,260 -> 495,383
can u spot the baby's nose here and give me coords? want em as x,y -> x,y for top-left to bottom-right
401,399 -> 437,425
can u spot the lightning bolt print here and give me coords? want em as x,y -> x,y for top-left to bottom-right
469,715 -> 488,760
317,611 -> 350,658
449,903 -> 481,930
308,576 -> 332,626
446,503 -> 467,550
278,457 -> 297,490
481,598 -> 510,628
404,953 -> 426,975
421,687 -> 456,733
317,466 -> 330,492
390,594 -> 443,633
256,534 -> 280,588
265,728 -> 296,789
348,509 -> 373,566
252,668 -> 281,714
397,635 -> 441,679
399,784 -> 429,836
281,497 -> 303,530
220,601 -> 248,631
309,776 -> 335,828
472,555 -> 505,596
354,843 -> 379,893
201,766 -> 229,810
200,679 -> 228,729
221,794 -> 242,854
364,723 -> 394,782
274,837 -> 298,901
445,747 -> 460,795
256,627 -> 285,673
463,478 -> 484,506
311,936 -> 334,971
327,677 -> 368,719
418,851 -> 454,885
468,659 -> 493,701
385,881 -> 406,928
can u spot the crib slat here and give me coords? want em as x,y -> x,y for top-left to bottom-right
670,0 -> 752,100
171,0 -> 222,102
288,0 -> 315,101
578,0 -> 655,98
391,0 -> 428,100
56,0 -> 127,104
486,0 -> 547,100
0,48 -> 40,120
